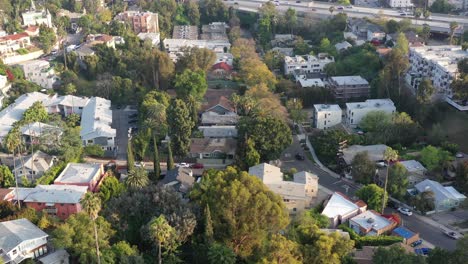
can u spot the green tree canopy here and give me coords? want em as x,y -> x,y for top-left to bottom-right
351,151 -> 377,184
190,167 -> 289,258
356,184 -> 387,211
373,245 -> 426,264
0,165 -> 14,188
167,99 -> 194,157
99,175 -> 125,203
174,69 -> 208,100
388,163 -> 409,200
360,111 -> 392,132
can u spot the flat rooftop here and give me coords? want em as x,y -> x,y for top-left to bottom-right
345,99 -> 395,110
54,163 -> 102,184
411,45 -> 468,74
350,210 -> 392,231
330,76 -> 369,86
314,104 -> 342,112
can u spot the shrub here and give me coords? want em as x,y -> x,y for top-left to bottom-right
338,224 -> 403,248
83,144 -> 105,157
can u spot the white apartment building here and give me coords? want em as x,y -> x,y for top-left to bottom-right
284,53 -> 334,75
313,104 -> 342,129
80,97 -> 116,151
406,45 -> 468,101
163,39 -> 231,61
344,99 -> 396,127
388,0 -> 414,8
19,60 -> 60,89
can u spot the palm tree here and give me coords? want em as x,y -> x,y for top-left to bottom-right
381,147 -> 399,213
148,215 -> 175,264
450,21 -> 459,45
125,167 -> 149,190
80,192 -> 102,264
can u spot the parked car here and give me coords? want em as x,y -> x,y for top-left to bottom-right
295,153 -> 305,160
337,6 -> 344,10
128,119 -> 137,124
191,163 -> 204,169
411,239 -> 423,247
346,5 -> 353,8
128,113 -> 138,118
444,230 -> 463,239
176,162 -> 190,168
414,248 -> 431,255
397,207 -> 413,216
387,200 -> 399,209
456,152 -> 464,158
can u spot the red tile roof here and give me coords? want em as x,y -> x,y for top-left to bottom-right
0,32 -> 30,41
212,62 -> 233,72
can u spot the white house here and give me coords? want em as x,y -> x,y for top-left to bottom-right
44,95 -> 89,117
341,144 -> 389,166
349,210 -> 396,236
138,32 -> 160,46
249,163 -> 319,214
163,39 -> 231,61
19,60 -> 60,89
284,53 -> 334,75
295,74 -> 325,88
21,2 -> 53,28
0,218 -> 49,263
335,41 -> 352,52
415,180 -> 466,212
80,97 -> 116,151
0,33 -> 32,56
321,192 -> 367,228
387,0 -> 414,8
313,104 -> 342,130
406,45 -> 468,104
0,92 -> 50,142
344,99 -> 396,127
0,74 -> 12,108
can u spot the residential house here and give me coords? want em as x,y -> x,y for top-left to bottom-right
189,138 -> 237,165
114,11 -> 159,34
270,34 -> 297,48
21,2 -> 53,28
160,167 -> 195,195
137,32 -> 160,46
85,34 -> 116,49
367,25 -> 386,42
74,45 -> 95,60
37,249 -> 70,264
341,144 -> 389,166
24,25 -> 40,37
249,163 -> 319,214
201,22 -> 229,41
163,39 -> 231,61
21,185 -> 88,219
347,18 -> 386,43
329,76 -> 370,100
211,62 -> 233,79
12,150 -> 56,183
313,104 -> 342,129
0,74 -> 12,108
44,94 -> 89,117
400,160 -> 427,186
56,9 -> 83,31
388,0 -> 414,8
215,53 -> 234,66
321,192 -> 367,228
54,163 -> 105,192
335,41 -> 352,52
271,47 -> 294,56
198,126 -> 238,138
405,45 -> 468,107
389,31 -> 424,47
392,226 -> 420,245
0,33 -> 32,56
344,99 -> 396,127
0,92 -> 50,142
19,60 -> 60,89
284,53 -> 335,75
349,210 -> 397,236
414,179 -> 467,212
173,25 -> 199,40
80,97 -> 116,151
295,74 -> 325,88
0,218 -> 49,263
201,96 -> 239,126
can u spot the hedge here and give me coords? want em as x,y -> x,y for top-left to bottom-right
35,162 -> 67,185
338,224 -> 403,248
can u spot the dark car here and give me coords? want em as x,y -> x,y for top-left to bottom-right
128,113 -> 138,118
411,239 -> 423,247
128,119 -> 137,124
414,248 -> 431,255
387,200 -> 399,209
295,154 -> 305,160
191,163 -> 204,169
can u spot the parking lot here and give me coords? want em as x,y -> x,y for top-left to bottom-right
112,106 -> 137,160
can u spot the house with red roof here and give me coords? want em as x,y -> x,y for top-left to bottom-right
211,62 -> 233,79
0,33 -> 31,55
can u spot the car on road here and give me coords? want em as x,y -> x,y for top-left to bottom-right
191,163 -> 204,169
398,207 -> 413,216
414,248 -> 432,255
296,1 -> 301,3
444,230 -> 463,239
411,239 -> 423,247
456,152 -> 464,158
128,113 -> 138,118
337,6 -> 344,10
176,162 -> 190,168
311,8 -> 316,11
295,153 -> 305,160
400,12 -> 407,16
346,5 -> 353,8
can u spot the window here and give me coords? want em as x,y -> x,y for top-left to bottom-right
87,140 -> 93,143
13,250 -> 17,255
61,203 -> 64,206
293,208 -> 297,212
37,203 -> 42,206
324,121 -> 326,125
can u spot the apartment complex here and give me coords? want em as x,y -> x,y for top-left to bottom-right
313,104 -> 342,129
201,22 -> 229,41
406,45 -> 468,101
387,0 -> 414,8
173,25 -> 199,40
249,163 -> 319,214
163,39 -> 231,61
284,54 -> 334,75
344,99 -> 396,127
19,60 -> 60,89
114,11 -> 159,34
328,76 -> 370,100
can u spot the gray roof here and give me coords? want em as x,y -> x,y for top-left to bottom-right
0,218 -> 48,254
23,185 -> 88,204
161,167 -> 195,193
342,144 -> 388,165
415,180 -> 466,203
13,150 -> 55,174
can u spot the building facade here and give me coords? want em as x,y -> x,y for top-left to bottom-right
19,60 -> 60,89
329,76 -> 370,100
114,11 -> 159,34
387,0 -> 414,8
0,33 -> 31,56
313,104 -> 342,129
54,163 -> 105,192
80,97 -> 116,151
344,99 -> 396,127
21,7 -> 52,28
284,53 -> 334,75
163,39 -> 231,61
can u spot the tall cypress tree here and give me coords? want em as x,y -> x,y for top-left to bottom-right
204,204 -> 214,244
167,141 -> 174,170
127,140 -> 135,172
153,135 -> 161,181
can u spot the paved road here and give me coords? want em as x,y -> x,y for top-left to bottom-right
112,106 -> 137,160
280,136 -> 458,250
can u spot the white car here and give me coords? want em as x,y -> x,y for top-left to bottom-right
398,207 -> 413,216
456,153 -> 464,158
176,163 -> 190,168
444,230 -> 463,239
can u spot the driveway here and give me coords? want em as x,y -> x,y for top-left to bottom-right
112,106 -> 137,160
